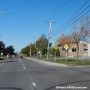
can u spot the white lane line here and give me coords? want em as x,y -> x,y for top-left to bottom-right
32,82 -> 37,87
23,66 -> 26,70
19,58 -> 37,90
19,59 -> 27,70
19,58 -> 24,66
19,59 -> 22,64
22,63 -> 24,66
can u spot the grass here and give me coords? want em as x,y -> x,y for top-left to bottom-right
55,59 -> 90,66
29,56 -> 90,66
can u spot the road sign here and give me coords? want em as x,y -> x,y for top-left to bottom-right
64,44 -> 69,50
64,44 -> 69,62
54,46 -> 58,50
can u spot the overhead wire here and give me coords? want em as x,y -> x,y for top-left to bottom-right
51,8 -> 90,41
48,0 -> 63,20
47,0 -> 78,36
39,0 -> 64,37
50,0 -> 90,38
45,0 -> 78,37
49,0 -> 68,21
53,0 -> 80,22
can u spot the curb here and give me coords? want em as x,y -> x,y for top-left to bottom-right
24,57 -> 90,68
24,57 -> 68,67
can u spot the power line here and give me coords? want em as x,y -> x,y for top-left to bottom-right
50,1 -> 79,36
55,0 -> 80,22
48,0 -> 62,20
40,0 -> 78,38
51,0 -> 90,37
39,0 -> 63,37
51,9 -> 90,40
40,0 -> 69,37
51,0 -> 89,35
49,0 -> 68,21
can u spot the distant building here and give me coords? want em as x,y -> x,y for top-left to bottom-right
88,43 -> 90,56
59,41 -> 90,57
19,53 -> 27,58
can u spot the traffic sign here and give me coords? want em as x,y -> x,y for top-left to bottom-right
64,44 -> 69,50
54,46 -> 58,50
64,44 -> 69,62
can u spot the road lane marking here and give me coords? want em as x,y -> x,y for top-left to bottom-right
23,66 -> 26,70
19,58 -> 25,68
19,59 -> 22,64
32,82 -> 36,87
22,63 -> 24,66
31,82 -> 37,90
19,58 -> 37,90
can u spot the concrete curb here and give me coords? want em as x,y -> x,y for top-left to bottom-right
24,57 -> 68,67
24,57 -> 90,68
0,59 -> 12,63
0,60 -> 7,63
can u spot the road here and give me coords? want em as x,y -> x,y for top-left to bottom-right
0,57 -> 90,90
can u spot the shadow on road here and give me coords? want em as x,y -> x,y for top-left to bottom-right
44,79 -> 90,90
0,87 -> 24,90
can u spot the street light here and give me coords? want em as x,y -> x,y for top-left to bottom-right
0,12 -> 11,58
0,12 -> 11,14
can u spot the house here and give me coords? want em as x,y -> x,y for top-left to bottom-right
88,43 -> 90,56
59,41 -> 90,57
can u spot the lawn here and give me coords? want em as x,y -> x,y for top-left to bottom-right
55,59 -> 90,66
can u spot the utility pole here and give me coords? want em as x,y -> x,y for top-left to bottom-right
34,38 -> 36,49
54,41 -> 57,61
33,38 -> 36,57
29,43 -> 31,57
47,21 -> 54,60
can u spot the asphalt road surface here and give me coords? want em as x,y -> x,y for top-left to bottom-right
0,57 -> 90,90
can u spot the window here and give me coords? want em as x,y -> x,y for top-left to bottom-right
62,48 -> 65,51
83,44 -> 86,47
83,49 -> 88,51
72,48 -> 76,52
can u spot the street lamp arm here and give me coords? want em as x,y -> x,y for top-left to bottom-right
0,12 -> 11,14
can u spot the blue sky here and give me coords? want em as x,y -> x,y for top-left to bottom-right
0,0 -> 90,52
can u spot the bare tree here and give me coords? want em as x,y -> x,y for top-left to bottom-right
57,34 -> 72,46
72,16 -> 90,60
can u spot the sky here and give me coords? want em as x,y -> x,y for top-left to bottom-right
0,0 -> 90,52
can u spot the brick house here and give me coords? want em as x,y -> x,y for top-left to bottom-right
88,43 -> 90,56
59,41 -> 90,57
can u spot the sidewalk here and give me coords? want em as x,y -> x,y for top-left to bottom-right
0,60 -> 7,63
0,58 -> 12,63
25,57 -> 68,67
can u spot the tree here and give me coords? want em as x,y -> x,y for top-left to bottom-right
36,34 -> 52,55
21,34 -> 52,57
57,16 -> 90,59
0,41 -> 5,56
21,45 -> 30,55
5,46 -> 15,55
71,16 -> 90,60
57,34 -> 72,57
57,34 -> 72,46
0,41 -> 15,56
